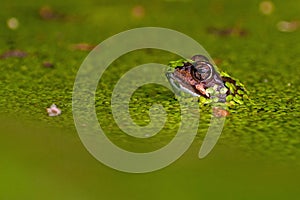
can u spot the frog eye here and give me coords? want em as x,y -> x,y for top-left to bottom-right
193,61 -> 213,81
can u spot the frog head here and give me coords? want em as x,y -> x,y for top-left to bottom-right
166,55 -> 227,103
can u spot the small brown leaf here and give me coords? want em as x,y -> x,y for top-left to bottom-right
70,43 -> 96,51
0,50 -> 28,59
207,26 -> 248,37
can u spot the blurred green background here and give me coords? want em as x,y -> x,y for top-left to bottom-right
1,0 -> 300,199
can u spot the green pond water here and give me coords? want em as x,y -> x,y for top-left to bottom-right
1,0 -> 300,199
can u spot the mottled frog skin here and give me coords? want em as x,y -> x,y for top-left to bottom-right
166,55 -> 249,107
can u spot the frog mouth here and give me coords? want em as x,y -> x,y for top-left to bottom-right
166,71 -> 202,97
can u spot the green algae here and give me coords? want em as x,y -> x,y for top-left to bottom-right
1,0 -> 300,199
0,0 -> 300,159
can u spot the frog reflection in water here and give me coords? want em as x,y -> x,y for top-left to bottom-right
166,55 -> 249,116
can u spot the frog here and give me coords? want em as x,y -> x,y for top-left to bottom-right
166,55 -> 249,116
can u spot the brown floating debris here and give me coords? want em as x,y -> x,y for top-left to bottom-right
212,58 -> 222,65
42,61 -> 54,68
277,20 -> 299,32
131,5 -> 145,18
7,17 -> 19,30
259,1 -> 274,15
207,26 -> 248,37
213,107 -> 230,117
39,5 -> 64,21
70,43 -> 96,51
0,50 -> 28,59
